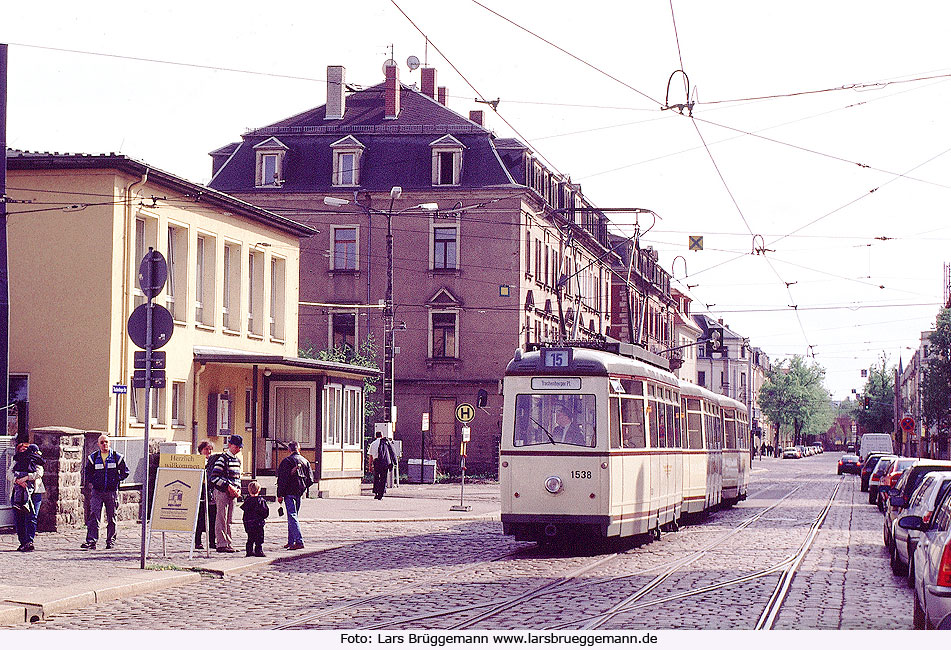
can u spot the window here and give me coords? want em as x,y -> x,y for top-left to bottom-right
433,226 -> 458,270
270,256 -> 286,340
513,394 -> 596,448
331,136 -> 364,187
254,137 -> 288,187
343,386 -> 364,447
524,227 -> 532,276
431,311 -> 458,359
171,382 -> 186,426
133,214 -> 157,309
222,242 -> 241,331
698,371 -> 706,388
430,135 -> 463,186
330,312 -> 356,350
322,384 -> 343,446
331,227 -> 358,270
130,382 -> 164,425
248,249 -> 265,336
195,234 -> 217,326
534,239 -> 542,281
166,225 -> 188,321
245,388 -> 253,430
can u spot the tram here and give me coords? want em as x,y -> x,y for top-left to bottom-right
719,394 -> 751,505
500,341 -> 749,543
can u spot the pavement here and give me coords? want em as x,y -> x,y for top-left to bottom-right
0,481 -> 499,625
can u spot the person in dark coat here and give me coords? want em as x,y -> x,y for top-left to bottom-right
81,434 -> 130,550
276,441 -> 312,550
240,480 -> 269,557
195,440 -> 217,549
367,431 -> 396,500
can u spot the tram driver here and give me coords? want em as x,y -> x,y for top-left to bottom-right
554,404 -> 585,446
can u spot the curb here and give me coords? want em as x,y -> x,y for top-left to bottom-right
1,571 -> 201,624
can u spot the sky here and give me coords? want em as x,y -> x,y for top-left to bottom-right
3,0 -> 951,400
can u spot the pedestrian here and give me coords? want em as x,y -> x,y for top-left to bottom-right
240,480 -> 269,557
11,442 -> 43,512
81,434 -> 130,550
367,431 -> 397,500
209,434 -> 243,553
276,440 -> 312,550
195,440 -> 218,550
7,440 -> 45,552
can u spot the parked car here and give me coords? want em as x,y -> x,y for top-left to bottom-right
861,452 -> 892,492
885,460 -> 951,558
837,454 -> 862,475
892,471 -> 951,583
868,455 -> 898,504
782,447 -> 801,459
878,458 -> 916,513
898,489 -> 951,628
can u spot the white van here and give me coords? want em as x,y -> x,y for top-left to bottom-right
859,433 -> 893,460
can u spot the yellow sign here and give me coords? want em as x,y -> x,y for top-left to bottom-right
150,467 -> 203,533
688,236 -> 704,251
455,403 -> 475,423
159,453 -> 206,469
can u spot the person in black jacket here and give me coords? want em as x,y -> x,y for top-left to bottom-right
276,441 -> 312,550
240,481 -> 269,557
194,440 -> 217,550
81,434 -> 130,550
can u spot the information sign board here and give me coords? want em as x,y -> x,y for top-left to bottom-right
150,467 -> 203,533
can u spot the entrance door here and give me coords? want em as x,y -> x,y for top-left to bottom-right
267,382 -> 317,469
430,398 -> 456,465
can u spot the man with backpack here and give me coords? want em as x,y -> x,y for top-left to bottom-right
367,431 -> 397,500
276,441 -> 312,550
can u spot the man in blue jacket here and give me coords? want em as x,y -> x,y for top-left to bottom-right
81,434 -> 130,550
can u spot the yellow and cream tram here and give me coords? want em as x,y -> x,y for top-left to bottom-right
500,342 -> 749,543
719,394 -> 750,505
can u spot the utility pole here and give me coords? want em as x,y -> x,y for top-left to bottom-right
0,43 -> 10,415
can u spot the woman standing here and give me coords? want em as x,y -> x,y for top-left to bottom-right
7,441 -> 44,552
194,440 -> 217,550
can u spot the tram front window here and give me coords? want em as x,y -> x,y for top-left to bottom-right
514,394 -> 596,447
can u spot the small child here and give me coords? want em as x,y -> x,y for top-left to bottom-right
11,443 -> 44,513
240,480 -> 269,557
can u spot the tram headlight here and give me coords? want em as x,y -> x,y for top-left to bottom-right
544,475 -> 563,494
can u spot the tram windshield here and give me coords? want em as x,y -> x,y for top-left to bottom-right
513,394 -> 597,448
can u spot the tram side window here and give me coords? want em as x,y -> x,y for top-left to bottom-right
622,379 -> 644,396
666,403 -> 676,448
649,400 -> 661,447
513,393 -> 597,448
609,397 -> 622,449
673,404 -> 682,447
725,417 -> 736,449
620,396 -> 646,448
687,411 -> 702,449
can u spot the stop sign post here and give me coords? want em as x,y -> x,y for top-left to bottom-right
127,248 -> 174,569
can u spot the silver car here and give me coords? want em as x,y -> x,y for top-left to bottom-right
899,489 -> 951,629
891,471 -> 951,585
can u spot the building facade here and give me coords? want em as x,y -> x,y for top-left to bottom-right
5,152 -> 376,497
900,331 -> 936,457
208,65 -> 620,475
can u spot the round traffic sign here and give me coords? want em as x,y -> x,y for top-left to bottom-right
137,250 -> 168,299
900,417 -> 915,432
455,403 -> 475,423
128,303 -> 175,349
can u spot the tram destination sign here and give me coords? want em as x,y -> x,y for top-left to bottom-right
531,377 -> 582,391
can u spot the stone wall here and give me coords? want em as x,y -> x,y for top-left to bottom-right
33,427 -> 148,532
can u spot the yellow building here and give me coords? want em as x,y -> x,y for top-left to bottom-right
6,152 -> 376,496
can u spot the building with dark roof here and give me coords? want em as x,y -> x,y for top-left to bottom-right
208,64 -> 632,474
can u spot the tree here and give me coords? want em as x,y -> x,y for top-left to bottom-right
853,354 -> 894,435
758,356 -> 829,449
300,334 -> 381,422
923,308 -> 951,459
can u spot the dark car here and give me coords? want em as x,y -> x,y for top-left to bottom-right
862,452 -> 892,492
837,454 -> 861,475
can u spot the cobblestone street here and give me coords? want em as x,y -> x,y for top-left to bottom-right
3,455 -> 914,630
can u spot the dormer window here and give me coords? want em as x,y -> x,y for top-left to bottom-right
430,134 -> 464,186
331,135 -> 365,187
253,137 -> 288,187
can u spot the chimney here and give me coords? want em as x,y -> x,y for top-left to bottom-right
421,67 -> 437,99
438,86 -> 447,106
469,110 -> 483,126
384,64 -> 400,119
325,65 -> 346,120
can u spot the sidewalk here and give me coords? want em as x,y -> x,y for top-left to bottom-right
0,481 -> 500,625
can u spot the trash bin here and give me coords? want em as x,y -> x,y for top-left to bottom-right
407,458 -> 437,484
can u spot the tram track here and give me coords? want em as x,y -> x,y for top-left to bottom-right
332,482 -> 805,630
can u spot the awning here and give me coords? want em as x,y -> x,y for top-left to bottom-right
193,346 -> 380,379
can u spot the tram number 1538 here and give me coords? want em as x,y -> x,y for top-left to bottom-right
570,470 -> 592,479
